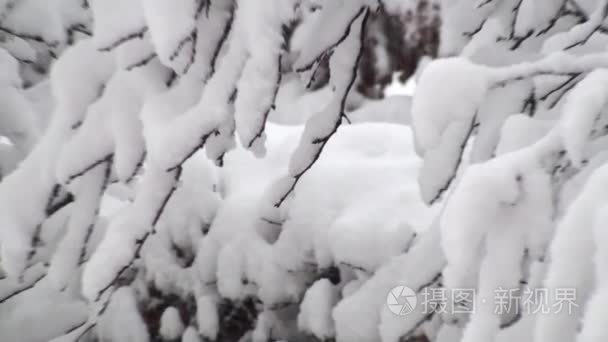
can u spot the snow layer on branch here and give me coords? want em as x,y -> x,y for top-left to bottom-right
496,115 -> 554,155
577,205 -> 608,342
298,279 -> 339,340
534,163 -> 608,342
185,122 -> 433,330
334,223 -> 443,342
0,39 -> 114,278
0,49 -> 40,154
98,286 -> 149,342
282,5 -> 368,200
417,118 -> 474,204
114,34 -> 156,71
90,0 -> 146,51
233,0 -> 293,154
252,310 -> 288,342
559,69 -> 608,167
412,57 -> 490,153
56,60 -> 168,183
54,98 -> 113,184
438,0 -> 485,56
470,81 -> 533,163
141,0 -> 198,72
1,0 -> 64,46
0,35 -> 36,63
461,18 -> 505,59
293,0 -> 367,71
186,0 -> 234,81
0,48 -> 20,87
82,166 -> 180,302
197,296 -> 219,340
328,201 -> 416,271
182,327 -> 200,342
270,75 -> 333,125
0,275 -> 87,342
142,77 -> 204,165
25,80 -> 54,130
108,66 -> 167,180
160,306 -> 185,340
442,150 -> 553,342
47,164 -> 107,290
274,123 -> 435,273
543,0 -> 608,53
515,0 -> 564,36
50,39 -> 116,120
0,82 -> 40,155
148,31 -> 247,169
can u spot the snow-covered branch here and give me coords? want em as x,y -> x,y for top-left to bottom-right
273,5 -> 370,207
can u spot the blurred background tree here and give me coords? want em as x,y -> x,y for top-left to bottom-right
358,0 -> 440,98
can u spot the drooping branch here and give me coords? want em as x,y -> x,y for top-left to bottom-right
564,0 -> 608,50
246,54 -> 283,149
92,165 -> 183,303
463,19 -> 487,38
548,78 -> 579,109
477,0 -> 494,9
423,115 -> 477,206
168,132 -> 216,172
25,183 -> 75,267
489,51 -> 608,87
398,273 -> 442,341
539,73 -> 581,102
79,159 -> 113,264
295,6 -> 371,72
125,151 -> 146,183
66,154 -> 114,183
0,264 -> 46,304
208,9 -> 235,80
0,25 -> 60,48
125,52 -> 157,71
274,6 -> 370,208
98,27 -> 148,52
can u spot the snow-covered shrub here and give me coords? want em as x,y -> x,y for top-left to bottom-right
408,0 -> 608,341
11,0 -> 608,341
0,1 -> 435,342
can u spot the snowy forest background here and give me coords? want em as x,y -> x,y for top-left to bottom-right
2,0 -> 608,341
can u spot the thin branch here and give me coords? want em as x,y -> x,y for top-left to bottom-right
549,79 -> 578,109
79,159 -> 113,264
477,0 -> 494,8
564,2 -> 608,50
66,154 -> 114,183
539,73 -> 581,101
93,165 -> 183,302
463,19 -> 487,37
296,6 -> 370,72
98,27 -> 147,52
25,184 -> 75,266
0,25 -> 59,47
274,7 -> 370,207
246,54 -> 283,148
208,9 -> 235,81
0,272 -> 45,304
167,132 -> 216,172
125,53 -> 157,71
125,151 -> 146,183
427,115 -> 477,205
